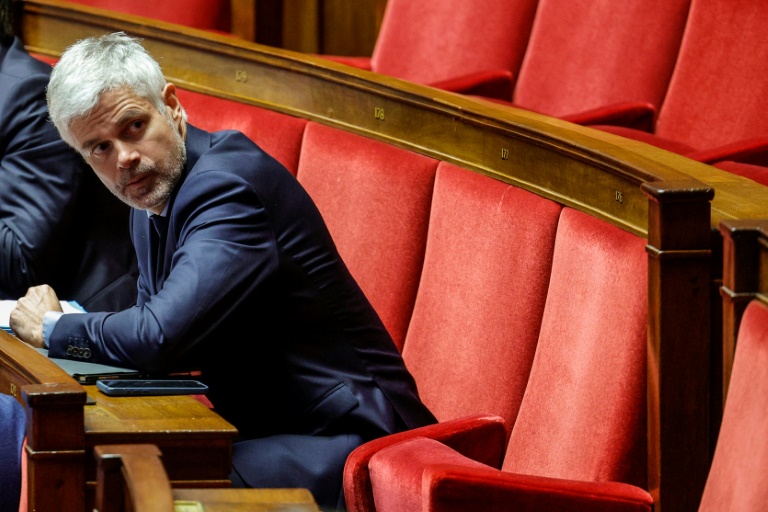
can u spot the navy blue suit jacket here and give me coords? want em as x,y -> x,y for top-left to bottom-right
49,125 -> 436,508
0,37 -> 137,310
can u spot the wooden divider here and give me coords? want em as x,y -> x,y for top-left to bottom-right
14,2 -> 768,511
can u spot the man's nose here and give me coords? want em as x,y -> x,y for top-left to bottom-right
116,141 -> 140,170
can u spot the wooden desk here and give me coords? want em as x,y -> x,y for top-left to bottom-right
94,444 -> 320,512
0,330 -> 238,512
172,488 -> 321,511
82,385 -> 237,486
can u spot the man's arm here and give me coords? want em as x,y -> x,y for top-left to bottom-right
0,67 -> 85,299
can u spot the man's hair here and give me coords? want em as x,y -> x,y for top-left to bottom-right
47,31 -> 185,147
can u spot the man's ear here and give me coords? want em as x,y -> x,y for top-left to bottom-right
162,83 -> 183,124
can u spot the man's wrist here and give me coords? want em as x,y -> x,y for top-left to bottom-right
42,311 -> 64,349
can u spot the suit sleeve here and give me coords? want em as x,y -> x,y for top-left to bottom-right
0,72 -> 86,299
49,168 -> 279,372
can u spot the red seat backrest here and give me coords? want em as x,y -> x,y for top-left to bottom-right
370,0 -> 538,87
175,88 -> 307,175
513,0 -> 690,118
699,300 -> 768,511
296,123 -> 438,350
502,207 -> 648,488
65,0 -> 231,32
401,162 -> 561,424
654,0 -> 768,150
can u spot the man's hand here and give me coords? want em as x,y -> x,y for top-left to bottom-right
9,285 -> 63,349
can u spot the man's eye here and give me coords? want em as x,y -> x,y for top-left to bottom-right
128,120 -> 144,133
92,142 -> 110,155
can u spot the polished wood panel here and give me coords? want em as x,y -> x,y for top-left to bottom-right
0,331 -> 237,512
94,444 -> 320,512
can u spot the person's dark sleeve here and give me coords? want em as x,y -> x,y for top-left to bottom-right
49,169 -> 278,372
0,71 -> 86,299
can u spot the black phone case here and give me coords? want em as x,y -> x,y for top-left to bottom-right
96,379 -> 208,396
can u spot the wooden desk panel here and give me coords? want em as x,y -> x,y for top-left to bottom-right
173,488 -> 321,512
0,330 -> 237,512
83,385 -> 236,484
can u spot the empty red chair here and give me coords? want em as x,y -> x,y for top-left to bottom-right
503,0 -> 691,130
453,298 -> 768,512
64,0 -> 231,34
345,206 -> 649,512
594,0 -> 768,166
322,0 -> 540,101
296,124 -> 439,350
343,162 -> 563,512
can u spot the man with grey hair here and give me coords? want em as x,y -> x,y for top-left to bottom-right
0,0 -> 137,310
10,32 -> 435,510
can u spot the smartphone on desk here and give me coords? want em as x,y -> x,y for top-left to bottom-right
96,379 -> 208,396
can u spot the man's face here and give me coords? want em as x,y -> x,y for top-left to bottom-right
69,84 -> 186,214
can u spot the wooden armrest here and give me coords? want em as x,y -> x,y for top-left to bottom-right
94,444 -> 175,512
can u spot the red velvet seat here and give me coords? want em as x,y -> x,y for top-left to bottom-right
296,123 -> 439,350
399,163 -> 561,422
342,168 -> 577,512
322,0 -> 539,101
593,0 -> 768,166
175,88 -> 307,175
462,298 -> 768,512
500,0 -> 691,130
63,0 -> 231,34
345,207 -> 648,512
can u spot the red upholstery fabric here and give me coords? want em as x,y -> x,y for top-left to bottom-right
654,0 -> 768,151
423,465 -> 653,512
509,0 -> 690,127
369,437 -> 653,512
713,161 -> 768,188
592,0 -> 768,166
332,0 -> 539,100
503,207 -> 648,487
698,300 -> 768,512
19,438 -> 27,512
175,88 -> 307,175
296,123 -> 438,350
369,437 -> 490,512
344,415 -> 508,512
402,162 -> 561,423
64,0 -> 231,32
358,207 -> 649,512
464,300 -> 768,512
